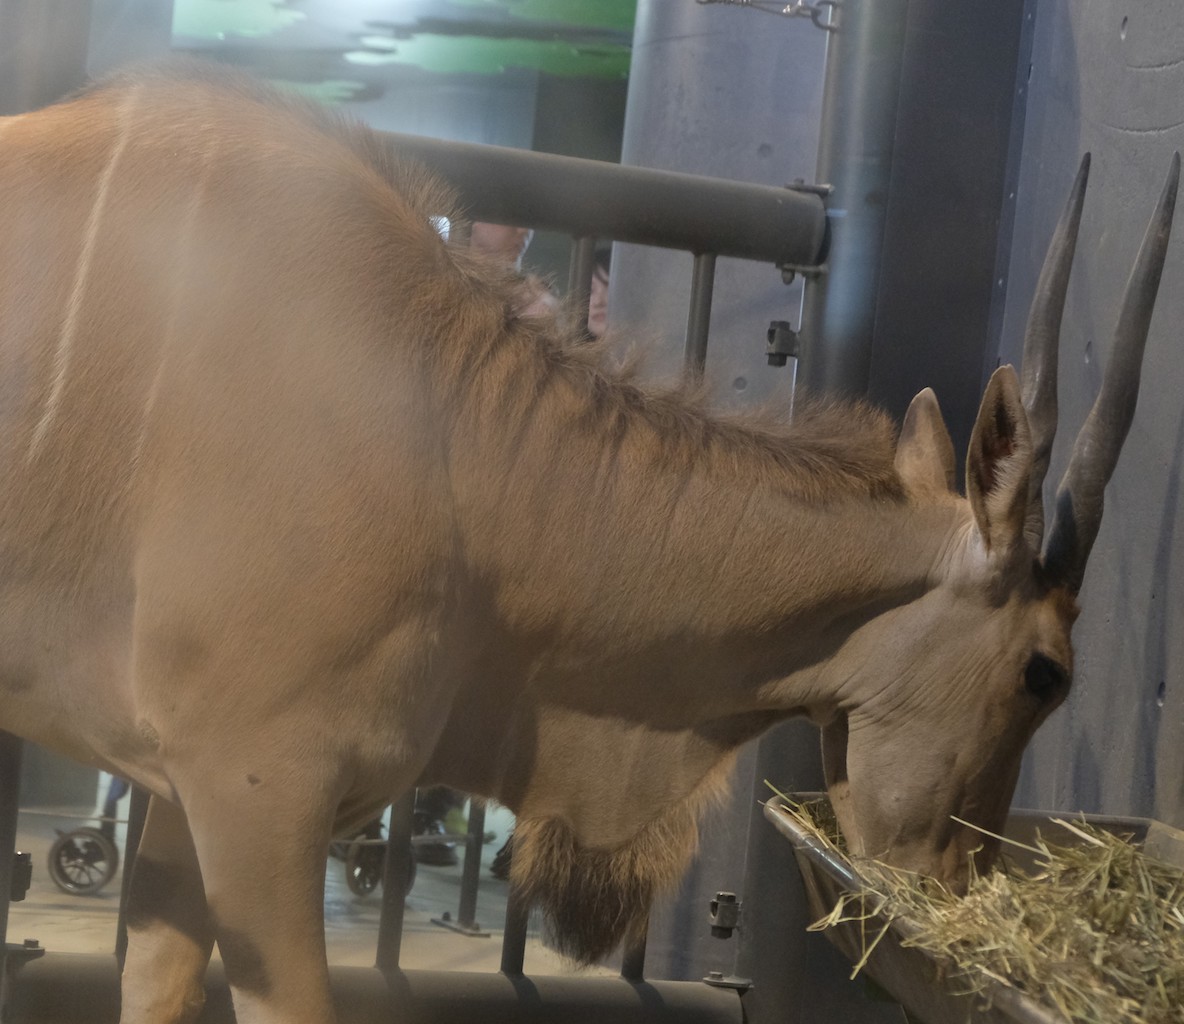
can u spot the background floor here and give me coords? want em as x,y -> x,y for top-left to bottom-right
10,802 -> 612,977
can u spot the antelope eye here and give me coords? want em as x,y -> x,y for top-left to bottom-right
1024,654 -> 1069,701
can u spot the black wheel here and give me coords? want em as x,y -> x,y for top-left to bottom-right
344,837 -> 385,897
48,827 -> 119,896
343,837 -> 417,898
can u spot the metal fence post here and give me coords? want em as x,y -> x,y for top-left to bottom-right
114,787 -> 150,969
734,1 -> 912,1021
568,236 -> 598,337
0,0 -> 93,116
432,799 -> 490,938
797,0 -> 909,399
0,732 -> 23,949
684,252 -> 718,376
375,792 -> 416,973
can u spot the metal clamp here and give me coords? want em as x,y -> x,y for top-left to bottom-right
703,970 -> 754,991
707,891 -> 742,938
785,178 -> 833,199
4,937 -> 46,966
766,321 -> 800,367
695,0 -> 838,32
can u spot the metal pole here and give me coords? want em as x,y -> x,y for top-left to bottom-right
375,793 -> 415,973
455,800 -> 486,931
6,955 -> 746,1024
797,0 -> 910,399
433,799 -> 490,937
114,787 -> 149,968
684,252 -> 717,375
733,3 -> 911,1021
619,929 -> 648,983
568,236 -> 597,337
0,733 -> 23,949
382,129 -> 826,268
498,886 -> 530,977
0,0 -> 94,115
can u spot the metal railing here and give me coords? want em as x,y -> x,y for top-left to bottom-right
381,129 -> 828,375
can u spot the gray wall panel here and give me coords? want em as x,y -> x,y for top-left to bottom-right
997,0 -> 1184,829
611,1 -> 827,408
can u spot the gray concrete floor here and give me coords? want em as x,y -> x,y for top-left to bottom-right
9,804 -> 612,978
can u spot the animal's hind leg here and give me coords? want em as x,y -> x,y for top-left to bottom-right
172,762 -> 341,1024
119,795 -> 215,1024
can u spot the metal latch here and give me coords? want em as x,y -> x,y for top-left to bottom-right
766,321 -> 800,367
708,891 -> 742,938
694,0 -> 837,32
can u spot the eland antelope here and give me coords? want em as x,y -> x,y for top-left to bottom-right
0,63 -> 1176,1024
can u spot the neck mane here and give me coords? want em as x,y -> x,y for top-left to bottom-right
421,301 -> 946,965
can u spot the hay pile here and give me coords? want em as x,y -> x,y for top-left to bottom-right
778,795 -> 1184,1024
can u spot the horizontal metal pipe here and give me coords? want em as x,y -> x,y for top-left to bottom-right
3,953 -> 744,1024
381,130 -> 826,268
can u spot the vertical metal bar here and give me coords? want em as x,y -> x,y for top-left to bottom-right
0,733 -> 24,946
0,0 -> 94,115
620,929 -> 648,983
568,236 -> 597,337
498,885 -> 530,976
455,800 -> 486,930
114,787 -> 149,968
0,732 -> 22,1016
375,793 -> 415,973
683,252 -> 717,376
798,0 -> 909,398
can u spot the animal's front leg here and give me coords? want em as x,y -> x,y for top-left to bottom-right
177,766 -> 339,1024
120,795 -> 214,1024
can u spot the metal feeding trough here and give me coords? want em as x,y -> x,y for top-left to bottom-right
765,795 -> 1184,1024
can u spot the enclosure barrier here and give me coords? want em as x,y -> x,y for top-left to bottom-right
379,130 -> 827,372
379,130 -> 827,266
4,956 -> 744,1024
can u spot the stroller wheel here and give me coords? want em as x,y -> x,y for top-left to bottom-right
48,827 -> 119,896
343,836 -> 417,898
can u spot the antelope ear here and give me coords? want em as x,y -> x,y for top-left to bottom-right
895,388 -> 956,498
966,366 -> 1034,552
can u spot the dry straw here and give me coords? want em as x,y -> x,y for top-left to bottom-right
773,790 -> 1184,1024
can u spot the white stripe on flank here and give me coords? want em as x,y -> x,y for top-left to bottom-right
130,136 -> 217,480
27,88 -> 142,461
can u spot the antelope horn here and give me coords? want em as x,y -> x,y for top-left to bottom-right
1043,152 -> 1180,592
1021,154 -> 1091,551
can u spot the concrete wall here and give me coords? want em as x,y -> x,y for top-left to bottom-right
996,0 -> 1184,830
610,0 -> 825,409
612,6 -> 905,1023
614,0 -> 1182,1014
